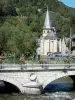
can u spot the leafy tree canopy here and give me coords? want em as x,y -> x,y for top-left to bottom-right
0,0 -> 75,57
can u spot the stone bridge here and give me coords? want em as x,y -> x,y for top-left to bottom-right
0,64 -> 75,94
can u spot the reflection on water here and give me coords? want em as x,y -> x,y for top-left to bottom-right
44,83 -> 73,93
0,92 -> 75,100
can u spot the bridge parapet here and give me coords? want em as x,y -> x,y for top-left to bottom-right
0,64 -> 75,71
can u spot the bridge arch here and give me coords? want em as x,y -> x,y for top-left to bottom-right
0,76 -> 23,93
43,71 -> 75,89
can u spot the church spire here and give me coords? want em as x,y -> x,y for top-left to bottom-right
43,7 -> 51,29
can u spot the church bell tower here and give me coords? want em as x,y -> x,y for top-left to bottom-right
43,8 -> 52,37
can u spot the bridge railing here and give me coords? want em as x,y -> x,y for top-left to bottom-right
0,64 -> 75,70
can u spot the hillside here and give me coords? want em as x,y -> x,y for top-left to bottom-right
0,0 -> 75,56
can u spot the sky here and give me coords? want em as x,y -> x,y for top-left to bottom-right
58,0 -> 75,8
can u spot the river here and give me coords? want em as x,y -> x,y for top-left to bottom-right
0,78 -> 75,100
0,92 -> 75,100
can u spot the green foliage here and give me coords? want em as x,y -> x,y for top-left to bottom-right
0,16 -> 38,57
0,0 -> 75,57
3,5 -> 17,16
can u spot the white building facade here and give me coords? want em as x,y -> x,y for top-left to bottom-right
37,8 -> 68,56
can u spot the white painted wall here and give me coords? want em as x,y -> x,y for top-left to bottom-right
58,39 -> 62,52
61,38 -> 67,55
40,39 -> 58,55
43,29 -> 51,37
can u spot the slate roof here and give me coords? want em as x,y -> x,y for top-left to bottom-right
71,35 -> 75,39
44,32 -> 57,40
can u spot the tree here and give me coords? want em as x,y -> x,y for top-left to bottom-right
3,4 -> 17,16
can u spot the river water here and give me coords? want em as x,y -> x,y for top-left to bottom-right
0,92 -> 75,100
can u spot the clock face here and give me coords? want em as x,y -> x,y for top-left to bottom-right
30,73 -> 37,81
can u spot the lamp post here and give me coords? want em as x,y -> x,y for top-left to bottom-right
69,27 -> 72,57
14,53 -> 15,64
68,17 -> 72,58
43,38 -> 44,56
66,18 -> 72,58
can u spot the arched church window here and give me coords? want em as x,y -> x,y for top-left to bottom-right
51,41 -> 53,43
47,30 -> 49,33
44,31 -> 45,33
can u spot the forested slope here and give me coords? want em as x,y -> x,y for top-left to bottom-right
0,0 -> 75,56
